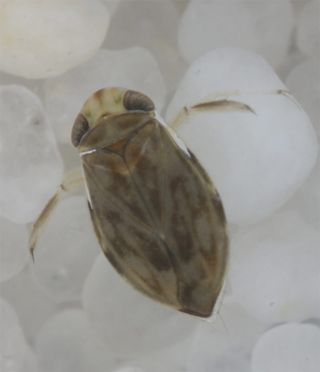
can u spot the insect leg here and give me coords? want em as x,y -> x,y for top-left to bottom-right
169,89 -> 299,130
29,168 -> 84,260
169,99 -> 255,130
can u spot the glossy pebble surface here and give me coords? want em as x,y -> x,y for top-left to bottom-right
0,85 -> 63,223
178,0 -> 294,67
35,309 -> 117,372
0,267 -> 58,343
0,297 -> 37,372
31,196 -> 100,303
0,217 -> 28,283
0,0 -> 110,78
82,254 -> 197,357
186,298 -> 268,372
286,58 -> 320,138
251,323 -> 320,372
166,48 -> 319,225
229,211 -> 320,323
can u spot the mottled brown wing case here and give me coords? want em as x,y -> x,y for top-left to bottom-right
81,113 -> 228,317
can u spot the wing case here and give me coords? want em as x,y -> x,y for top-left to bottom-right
80,112 -> 228,317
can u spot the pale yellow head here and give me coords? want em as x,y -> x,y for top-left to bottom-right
71,87 -> 155,147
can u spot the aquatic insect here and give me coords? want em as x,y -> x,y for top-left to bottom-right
31,87 -> 229,318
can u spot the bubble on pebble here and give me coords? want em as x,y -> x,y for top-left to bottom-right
229,211 -> 320,324
0,297 -> 35,372
105,0 -> 187,96
178,0 -> 294,67
35,309 -> 118,372
186,298 -> 267,372
297,0 -> 320,57
31,196 -> 100,303
44,48 -> 166,143
0,217 -> 28,283
166,48 -> 319,225
286,58 -> 320,138
82,254 -> 198,358
0,267 -> 58,343
0,85 -> 63,224
251,323 -> 320,372
0,0 -> 110,79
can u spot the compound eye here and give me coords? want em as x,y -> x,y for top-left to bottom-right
71,113 -> 90,147
123,90 -> 155,112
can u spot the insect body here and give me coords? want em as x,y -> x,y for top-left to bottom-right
70,87 -> 228,317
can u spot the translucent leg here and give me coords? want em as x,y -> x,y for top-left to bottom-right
169,89 -> 297,130
29,168 -> 84,260
169,99 -> 254,130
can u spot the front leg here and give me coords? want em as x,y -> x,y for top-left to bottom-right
169,99 -> 255,130
169,89 -> 295,130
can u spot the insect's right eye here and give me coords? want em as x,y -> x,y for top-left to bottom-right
71,113 -> 90,147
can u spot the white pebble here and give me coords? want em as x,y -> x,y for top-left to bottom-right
166,48 -> 319,225
44,48 -> 166,143
166,47 -> 286,107
286,58 -> 320,138
297,1 -> 320,57
229,211 -> 320,324
0,85 -> 63,223
35,309 -> 117,372
0,297 -> 35,372
0,267 -> 58,342
31,196 -> 100,303
0,0 -> 109,79
251,323 -> 320,372
186,299 -> 267,372
178,0 -> 294,67
82,254 -> 197,358
0,217 -> 28,283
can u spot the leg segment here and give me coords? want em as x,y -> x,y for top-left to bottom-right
169,89 -> 294,130
169,99 -> 255,130
29,168 -> 84,260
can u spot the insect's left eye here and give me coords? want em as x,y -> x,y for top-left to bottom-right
123,90 -> 155,112
71,113 -> 90,147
